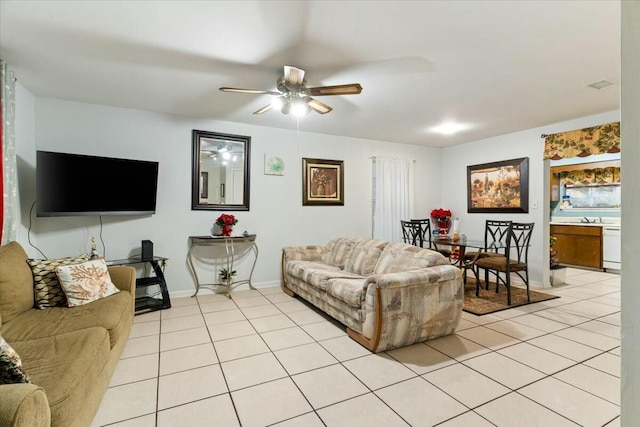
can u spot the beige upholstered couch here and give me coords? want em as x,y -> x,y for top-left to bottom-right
0,242 -> 136,427
282,237 -> 463,352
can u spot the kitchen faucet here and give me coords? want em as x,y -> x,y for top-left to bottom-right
582,217 -> 590,223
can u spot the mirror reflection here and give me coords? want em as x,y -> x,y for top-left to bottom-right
192,130 -> 250,211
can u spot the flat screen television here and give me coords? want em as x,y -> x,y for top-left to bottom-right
37,150 -> 159,217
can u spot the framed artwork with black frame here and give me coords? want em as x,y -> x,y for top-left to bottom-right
467,157 -> 529,213
302,158 -> 344,206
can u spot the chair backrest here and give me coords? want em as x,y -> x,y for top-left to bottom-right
400,219 -> 432,248
401,220 -> 419,245
506,222 -> 535,263
484,220 -> 512,254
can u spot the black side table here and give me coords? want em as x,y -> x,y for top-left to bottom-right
107,256 -> 172,314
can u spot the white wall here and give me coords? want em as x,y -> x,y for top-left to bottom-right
15,96 -> 442,296
441,110 -> 620,285
14,83 -> 35,244
621,1 -> 639,424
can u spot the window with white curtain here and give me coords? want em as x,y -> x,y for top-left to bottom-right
371,157 -> 414,241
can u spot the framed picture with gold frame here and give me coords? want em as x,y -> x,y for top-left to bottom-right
302,158 -> 344,206
467,157 -> 529,213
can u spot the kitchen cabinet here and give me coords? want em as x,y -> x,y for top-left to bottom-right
550,225 -> 602,269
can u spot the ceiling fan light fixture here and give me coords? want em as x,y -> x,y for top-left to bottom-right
291,98 -> 311,117
430,122 -> 469,136
271,96 -> 285,111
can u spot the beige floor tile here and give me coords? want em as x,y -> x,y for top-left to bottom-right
520,377 -> 619,427
249,313 -> 296,332
605,416 -> 621,427
510,313 -> 568,333
609,346 -> 621,356
319,393 -> 409,427
160,304 -> 201,319
286,308 -> 328,325
160,327 -> 211,352
129,320 -> 160,338
266,292 -> 295,304
342,353 -> 415,390
110,353 -> 159,387
159,342 -> 218,375
260,326 -> 314,351
553,327 -> 619,351
462,351 -> 545,389
528,334 -> 602,362
157,394 -> 239,427
168,296 -> 198,307
232,378 -> 313,427
160,313 -> 205,333
599,312 -> 621,326
275,342 -> 338,375
484,319 -> 547,340
275,299 -> 311,313
555,300 -> 620,319
157,364 -> 228,410
233,295 -> 271,308
318,335 -> 372,361
121,335 -> 159,359
584,352 -> 620,377
376,377 -> 467,426
196,293 -> 231,304
203,309 -> 246,326
208,319 -> 256,342
576,320 -> 620,339
301,320 -> 346,341
102,414 -> 156,427
475,392 -> 578,426
133,311 -> 161,323
554,364 -> 620,405
231,289 -> 263,299
214,334 -> 270,362
424,363 -> 509,408
460,312 -> 503,325
199,299 -> 237,314
437,410 -> 494,427
258,285 -> 285,295
93,379 -> 157,426
425,334 -> 491,361
272,412 -> 324,426
456,326 -> 520,350
590,295 -> 621,307
533,308 -> 592,326
455,318 -> 478,331
387,342 -> 456,375
292,364 -> 369,409
240,303 -> 282,319
497,342 -> 575,375
221,352 -> 288,391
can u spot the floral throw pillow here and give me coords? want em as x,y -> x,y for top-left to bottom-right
55,259 -> 119,307
28,254 -> 90,308
0,333 -> 31,384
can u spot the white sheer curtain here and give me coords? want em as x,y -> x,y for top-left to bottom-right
1,59 -> 17,245
371,157 -> 414,241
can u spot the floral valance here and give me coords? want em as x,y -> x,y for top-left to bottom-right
543,122 -> 620,160
561,167 -> 620,185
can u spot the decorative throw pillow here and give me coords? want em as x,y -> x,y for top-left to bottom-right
55,259 -> 119,307
28,254 -> 89,309
0,333 -> 31,384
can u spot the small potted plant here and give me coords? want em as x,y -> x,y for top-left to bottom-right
219,268 -> 237,286
549,236 -> 566,285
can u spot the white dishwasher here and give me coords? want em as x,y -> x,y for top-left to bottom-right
603,227 -> 621,270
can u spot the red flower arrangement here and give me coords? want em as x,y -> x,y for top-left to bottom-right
430,208 -> 452,223
215,214 -> 238,237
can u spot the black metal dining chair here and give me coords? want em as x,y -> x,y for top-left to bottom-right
474,222 -> 535,305
464,220 -> 513,285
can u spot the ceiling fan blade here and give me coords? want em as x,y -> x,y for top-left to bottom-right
253,104 -> 273,115
307,98 -> 333,114
306,83 -> 363,96
219,87 -> 280,95
284,65 -> 306,88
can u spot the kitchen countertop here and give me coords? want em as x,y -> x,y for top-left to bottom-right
550,220 -> 620,229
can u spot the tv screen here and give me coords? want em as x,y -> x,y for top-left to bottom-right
37,151 -> 159,217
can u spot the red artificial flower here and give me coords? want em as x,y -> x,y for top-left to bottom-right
430,208 -> 452,221
216,213 -> 238,226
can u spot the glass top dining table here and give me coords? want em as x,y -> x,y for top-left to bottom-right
432,237 -> 505,267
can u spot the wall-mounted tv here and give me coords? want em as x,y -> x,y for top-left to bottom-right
37,151 -> 159,217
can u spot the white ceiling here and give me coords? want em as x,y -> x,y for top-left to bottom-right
0,1 -> 620,147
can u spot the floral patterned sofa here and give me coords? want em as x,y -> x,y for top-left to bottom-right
282,237 -> 463,352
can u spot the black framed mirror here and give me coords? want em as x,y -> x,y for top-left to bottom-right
192,130 -> 251,211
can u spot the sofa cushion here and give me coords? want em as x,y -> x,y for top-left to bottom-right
285,260 -> 363,291
12,327 -> 111,426
0,291 -> 132,348
344,239 -> 388,275
323,237 -> 368,269
326,278 -> 367,308
0,242 -> 35,323
28,254 -> 89,309
374,242 -> 449,274
0,333 -> 31,384
56,259 -> 120,307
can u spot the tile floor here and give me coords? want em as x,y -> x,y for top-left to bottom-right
92,268 -> 621,427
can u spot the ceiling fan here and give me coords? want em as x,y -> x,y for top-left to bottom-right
219,65 -> 362,116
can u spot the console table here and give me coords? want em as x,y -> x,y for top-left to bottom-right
106,256 -> 171,314
187,235 -> 258,298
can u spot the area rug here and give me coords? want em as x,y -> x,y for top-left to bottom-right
463,278 -> 560,316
